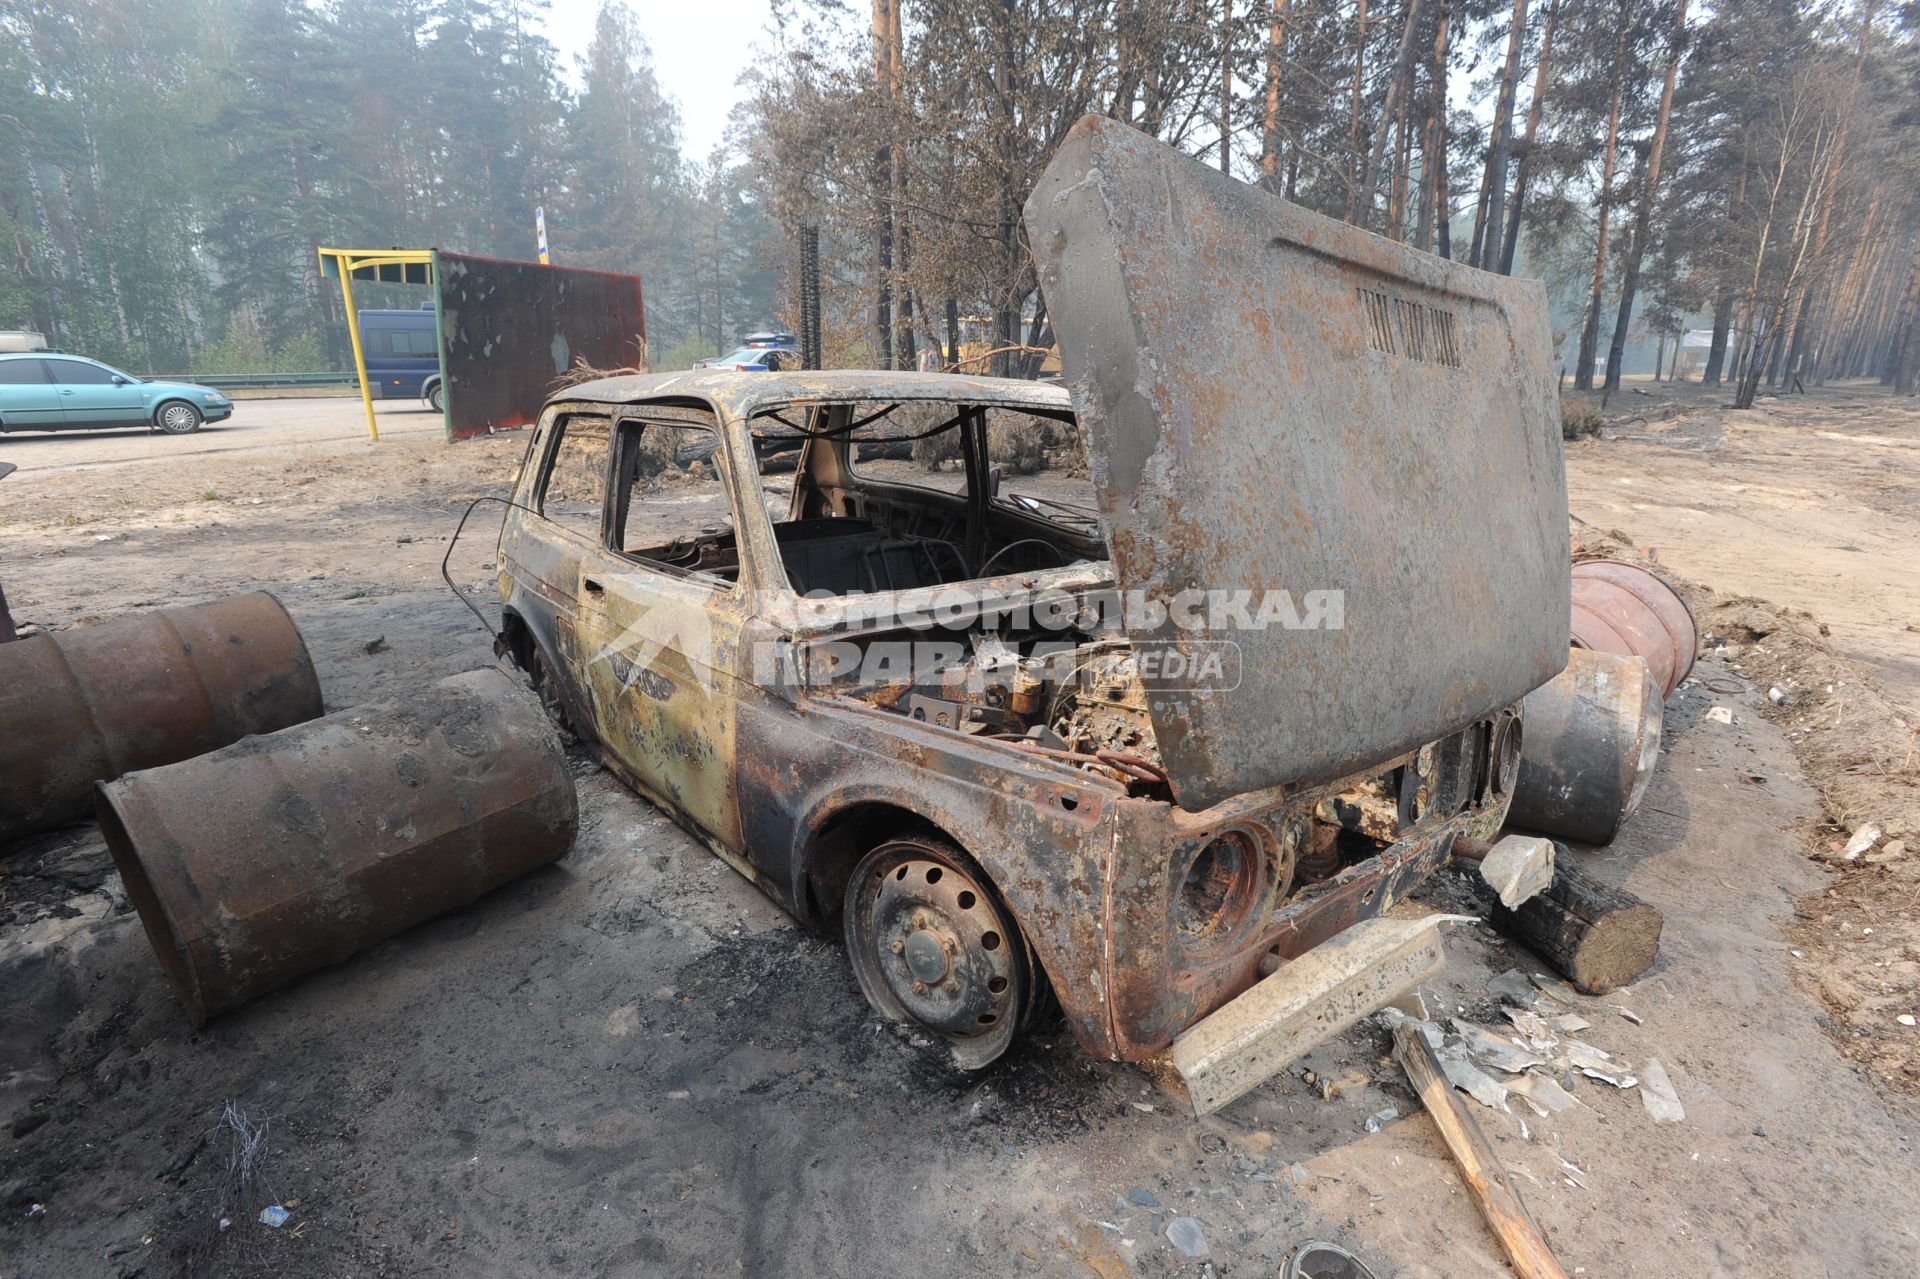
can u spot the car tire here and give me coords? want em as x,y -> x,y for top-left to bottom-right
155,400 -> 203,435
427,382 -> 444,413
843,833 -> 1037,1069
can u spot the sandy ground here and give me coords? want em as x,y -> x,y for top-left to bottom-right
1563,378 -> 1920,715
3,393 -> 1919,1277
0,398 -> 448,476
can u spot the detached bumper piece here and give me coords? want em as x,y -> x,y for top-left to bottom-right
1170,914 -> 1456,1117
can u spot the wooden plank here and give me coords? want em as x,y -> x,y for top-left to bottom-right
1392,1020 -> 1569,1279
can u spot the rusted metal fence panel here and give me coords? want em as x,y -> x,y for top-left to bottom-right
1025,116 -> 1569,810
436,251 -> 646,441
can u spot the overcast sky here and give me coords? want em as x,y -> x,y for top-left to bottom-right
540,0 -> 775,162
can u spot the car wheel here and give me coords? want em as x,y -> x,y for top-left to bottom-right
843,834 -> 1033,1069
155,400 -> 203,435
427,382 -> 444,413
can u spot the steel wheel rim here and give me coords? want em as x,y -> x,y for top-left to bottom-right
846,837 -> 1025,1068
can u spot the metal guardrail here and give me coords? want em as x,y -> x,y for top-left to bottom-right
143,372 -> 355,390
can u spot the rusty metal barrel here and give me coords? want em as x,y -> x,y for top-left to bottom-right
1507,647 -> 1664,846
0,592 -> 323,846
96,667 -> 578,1026
1570,560 -> 1698,698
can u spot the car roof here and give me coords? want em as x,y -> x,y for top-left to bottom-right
550,369 -> 1073,419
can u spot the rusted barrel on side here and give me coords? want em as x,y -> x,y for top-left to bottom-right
0,592 -> 323,847
96,667 -> 578,1026
1570,560 -> 1698,698
1507,648 -> 1664,846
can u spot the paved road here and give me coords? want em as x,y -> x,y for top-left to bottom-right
0,396 -> 448,473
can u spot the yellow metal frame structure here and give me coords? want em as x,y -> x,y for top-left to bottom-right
317,248 -> 437,441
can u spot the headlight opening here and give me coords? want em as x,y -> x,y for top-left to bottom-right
1176,828 -> 1266,953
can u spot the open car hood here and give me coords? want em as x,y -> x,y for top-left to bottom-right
1025,117 -> 1568,811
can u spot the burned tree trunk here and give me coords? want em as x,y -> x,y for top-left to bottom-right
1482,854 -> 1663,995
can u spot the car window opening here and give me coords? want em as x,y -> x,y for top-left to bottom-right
749,399 -> 1104,596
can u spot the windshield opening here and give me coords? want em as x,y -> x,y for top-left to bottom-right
743,399 -> 1105,596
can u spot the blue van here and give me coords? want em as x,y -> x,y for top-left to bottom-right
358,306 -> 444,411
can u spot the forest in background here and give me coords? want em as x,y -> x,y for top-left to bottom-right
4,0 -> 1919,403
1,0 -> 777,374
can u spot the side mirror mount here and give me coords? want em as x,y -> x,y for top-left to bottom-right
110,374 -> 129,385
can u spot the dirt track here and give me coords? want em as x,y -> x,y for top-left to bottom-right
3,390 -> 1919,1277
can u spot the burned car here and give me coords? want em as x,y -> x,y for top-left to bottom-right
493,118 -> 1567,1112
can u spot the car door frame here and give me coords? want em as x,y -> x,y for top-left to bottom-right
43,357 -> 146,429
0,358 -> 65,432
567,403 -> 753,855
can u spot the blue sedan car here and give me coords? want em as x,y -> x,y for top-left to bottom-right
0,353 -> 233,436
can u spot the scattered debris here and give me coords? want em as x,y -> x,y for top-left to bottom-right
1508,1073 -> 1579,1115
1865,839 -> 1907,865
1363,1106 -> 1399,1133
1488,969 -> 1539,1006
258,1206 -> 290,1228
1435,1042 -> 1512,1111
1450,1019 -> 1549,1074
1706,706 -> 1735,724
1638,1059 -> 1685,1123
363,635 -> 389,655
1478,835 -> 1556,909
1841,823 -> 1882,861
1165,1216 -> 1210,1260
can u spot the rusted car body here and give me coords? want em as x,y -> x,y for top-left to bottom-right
493,118 -> 1567,1093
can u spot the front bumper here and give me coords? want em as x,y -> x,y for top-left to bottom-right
1171,912 -> 1454,1115
1078,710 -> 1520,1064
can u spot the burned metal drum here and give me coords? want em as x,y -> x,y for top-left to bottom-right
1507,647 -> 1663,846
0,592 -> 323,846
96,667 -> 578,1026
1570,560 -> 1697,698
